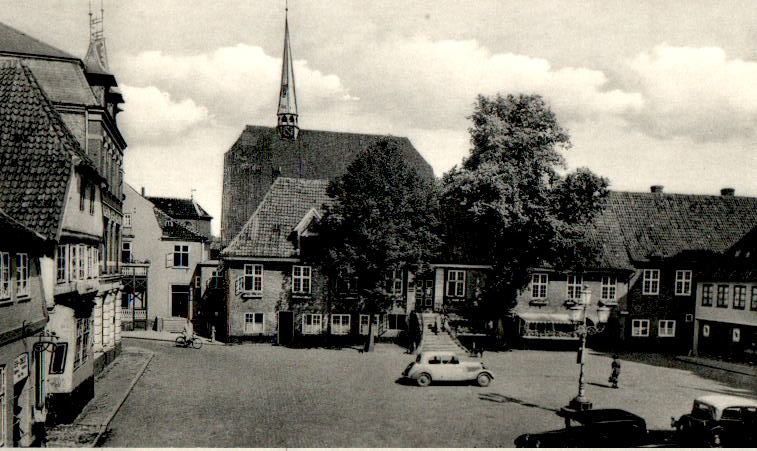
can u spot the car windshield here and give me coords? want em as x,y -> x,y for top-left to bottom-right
691,402 -> 714,420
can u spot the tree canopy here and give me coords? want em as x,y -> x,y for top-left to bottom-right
442,93 -> 608,306
317,137 -> 441,316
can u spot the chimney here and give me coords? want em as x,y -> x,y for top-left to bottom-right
650,185 -> 664,194
721,187 -> 735,197
141,187 -> 145,197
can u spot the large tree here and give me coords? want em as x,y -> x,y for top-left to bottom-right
442,94 -> 608,332
317,138 -> 441,351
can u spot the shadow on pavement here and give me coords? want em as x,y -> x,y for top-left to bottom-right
587,381 -> 615,389
478,392 -> 558,413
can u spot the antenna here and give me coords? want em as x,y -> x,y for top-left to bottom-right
191,189 -> 197,200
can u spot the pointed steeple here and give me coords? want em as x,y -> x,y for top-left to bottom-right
84,0 -> 111,75
277,3 -> 299,140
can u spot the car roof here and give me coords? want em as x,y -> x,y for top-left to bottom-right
419,351 -> 459,357
568,409 -> 645,424
695,394 -> 757,410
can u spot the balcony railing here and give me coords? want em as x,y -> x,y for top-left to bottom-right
121,262 -> 149,277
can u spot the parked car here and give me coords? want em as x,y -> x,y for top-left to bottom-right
514,408 -> 650,448
672,394 -> 757,447
401,351 -> 493,387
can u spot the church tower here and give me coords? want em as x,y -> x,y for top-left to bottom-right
277,5 -> 299,140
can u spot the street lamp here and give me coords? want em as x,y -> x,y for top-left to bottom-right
565,286 -> 610,413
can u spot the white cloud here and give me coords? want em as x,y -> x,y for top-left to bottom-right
119,85 -> 210,145
115,44 -> 358,136
627,44 -> 757,141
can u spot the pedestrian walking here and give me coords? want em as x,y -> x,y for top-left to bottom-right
609,354 -> 621,388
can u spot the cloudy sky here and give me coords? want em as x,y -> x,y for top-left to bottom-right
5,1 -> 757,235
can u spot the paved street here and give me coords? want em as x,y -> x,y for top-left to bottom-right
102,338 -> 757,447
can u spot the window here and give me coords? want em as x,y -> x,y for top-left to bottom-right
642,269 -> 660,295
244,313 -> 264,334
675,270 -> 692,296
69,245 -> 78,281
292,265 -> 311,294
49,343 -> 67,374
385,269 -> 403,295
702,284 -> 713,306
244,264 -> 263,294
446,270 -> 466,297
567,274 -> 582,301
79,178 -> 86,211
78,244 -> 86,280
123,213 -> 132,228
15,253 -> 29,297
733,285 -> 747,310
360,314 -> 370,335
121,241 -> 131,264
89,184 -> 96,215
194,275 -> 201,288
331,314 -> 350,335
658,320 -> 676,337
302,313 -> 321,335
531,273 -> 548,299
173,245 -> 189,268
717,285 -> 729,308
733,327 -> 741,343
702,324 -> 710,337
631,319 -> 650,337
751,287 -> 757,311
1,252 -> 10,299
601,276 -> 617,302
56,245 -> 67,282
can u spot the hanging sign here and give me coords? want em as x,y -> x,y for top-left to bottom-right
13,353 -> 28,383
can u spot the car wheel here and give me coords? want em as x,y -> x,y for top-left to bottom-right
477,373 -> 491,387
416,373 -> 431,387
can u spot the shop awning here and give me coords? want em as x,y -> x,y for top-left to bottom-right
516,312 -> 573,324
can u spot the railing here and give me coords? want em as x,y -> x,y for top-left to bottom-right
120,308 -> 147,322
121,263 -> 149,277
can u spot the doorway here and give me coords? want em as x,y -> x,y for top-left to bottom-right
277,311 -> 294,346
171,285 -> 190,318
415,279 -> 435,310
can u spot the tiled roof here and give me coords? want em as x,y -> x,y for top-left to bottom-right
705,225 -> 757,281
603,191 -> 757,264
153,208 -> 206,242
0,22 -> 77,61
0,207 -> 45,242
148,196 -> 212,220
221,125 -> 433,244
0,60 -> 94,240
19,58 -> 98,106
222,178 -> 331,258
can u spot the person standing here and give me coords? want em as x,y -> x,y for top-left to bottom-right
609,354 -> 621,388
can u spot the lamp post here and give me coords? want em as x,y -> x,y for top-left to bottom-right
565,286 -> 611,413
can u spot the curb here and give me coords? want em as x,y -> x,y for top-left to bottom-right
122,334 -> 227,346
92,348 -> 154,447
676,355 -> 757,377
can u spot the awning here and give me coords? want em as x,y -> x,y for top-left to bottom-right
515,312 -> 573,324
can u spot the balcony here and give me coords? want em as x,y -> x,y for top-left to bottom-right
122,262 -> 149,277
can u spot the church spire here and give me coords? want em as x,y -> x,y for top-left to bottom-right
277,2 -> 299,140
84,0 -> 111,74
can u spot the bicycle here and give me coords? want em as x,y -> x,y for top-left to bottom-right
175,334 -> 203,349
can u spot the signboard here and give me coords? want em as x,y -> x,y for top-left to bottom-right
13,353 -> 28,384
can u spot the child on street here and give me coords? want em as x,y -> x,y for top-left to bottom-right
609,354 -> 621,388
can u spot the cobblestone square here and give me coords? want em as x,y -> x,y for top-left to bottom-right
102,338 -> 757,447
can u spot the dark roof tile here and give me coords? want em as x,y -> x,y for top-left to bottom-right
148,196 -> 212,220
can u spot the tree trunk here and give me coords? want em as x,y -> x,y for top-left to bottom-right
364,317 -> 375,352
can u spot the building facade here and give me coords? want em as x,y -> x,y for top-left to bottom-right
122,185 -> 209,331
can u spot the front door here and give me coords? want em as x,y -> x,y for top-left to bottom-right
416,279 -> 434,310
171,285 -> 189,318
278,311 -> 294,345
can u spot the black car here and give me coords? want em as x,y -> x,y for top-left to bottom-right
672,394 -> 757,447
515,408 -> 649,448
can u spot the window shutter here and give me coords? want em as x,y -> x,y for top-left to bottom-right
234,276 -> 242,296
165,253 -> 173,268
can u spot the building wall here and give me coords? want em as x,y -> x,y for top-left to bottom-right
695,281 -> 757,326
59,170 -> 102,239
624,264 -> 696,350
516,271 -> 629,313
0,338 -> 44,446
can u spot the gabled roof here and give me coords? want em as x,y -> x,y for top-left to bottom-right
0,207 -> 46,242
706,223 -> 757,281
603,191 -> 757,264
222,178 -> 330,259
153,207 -> 206,242
221,125 -> 433,244
148,196 -> 212,220
0,22 -> 77,61
0,60 -> 95,240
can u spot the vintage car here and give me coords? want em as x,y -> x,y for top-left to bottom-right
672,394 -> 757,447
401,351 -> 493,387
514,408 -> 650,448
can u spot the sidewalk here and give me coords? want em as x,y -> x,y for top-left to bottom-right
677,354 -> 757,377
46,346 -> 154,447
122,329 -> 226,345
